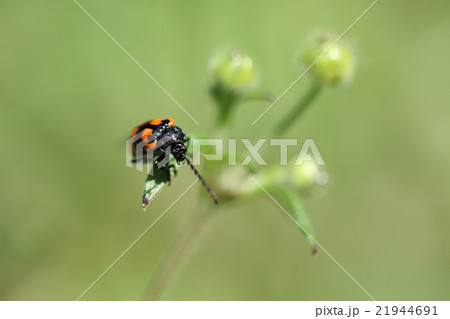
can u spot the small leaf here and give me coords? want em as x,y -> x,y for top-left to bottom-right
141,162 -> 179,210
140,138 -> 194,210
274,187 -> 317,255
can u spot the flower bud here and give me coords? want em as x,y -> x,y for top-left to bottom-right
210,49 -> 256,91
302,33 -> 355,85
292,161 -> 328,191
211,166 -> 260,200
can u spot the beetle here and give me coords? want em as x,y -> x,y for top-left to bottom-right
130,118 -> 218,204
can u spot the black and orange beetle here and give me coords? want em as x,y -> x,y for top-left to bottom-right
130,118 -> 218,204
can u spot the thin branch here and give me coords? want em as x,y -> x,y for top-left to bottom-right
142,209 -> 210,300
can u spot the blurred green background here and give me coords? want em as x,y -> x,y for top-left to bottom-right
1,0 -> 450,300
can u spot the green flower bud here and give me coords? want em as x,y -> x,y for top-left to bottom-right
302,33 -> 356,85
212,166 -> 260,200
209,49 -> 258,126
292,161 -> 328,191
210,49 -> 256,91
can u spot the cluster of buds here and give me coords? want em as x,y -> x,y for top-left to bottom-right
204,33 -> 356,254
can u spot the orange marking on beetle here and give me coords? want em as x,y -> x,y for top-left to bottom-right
131,128 -> 139,137
149,119 -> 164,126
167,118 -> 175,127
141,128 -> 154,142
149,118 -> 176,127
146,141 -> 157,149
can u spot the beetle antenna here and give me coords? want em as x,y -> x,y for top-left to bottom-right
184,157 -> 218,204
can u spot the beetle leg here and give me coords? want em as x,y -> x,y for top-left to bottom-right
165,169 -> 171,185
165,164 -> 178,185
154,154 -> 167,168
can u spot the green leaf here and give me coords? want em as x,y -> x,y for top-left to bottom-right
140,137 -> 197,210
141,160 -> 179,210
274,187 -> 317,255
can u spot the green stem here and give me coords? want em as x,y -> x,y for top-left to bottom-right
272,187 -> 317,255
275,82 -> 322,135
217,101 -> 235,127
242,90 -> 274,103
210,83 -> 238,127
142,208 -> 210,300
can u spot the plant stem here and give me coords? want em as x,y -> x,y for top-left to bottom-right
143,208 -> 210,300
275,82 -> 322,135
210,83 -> 238,127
